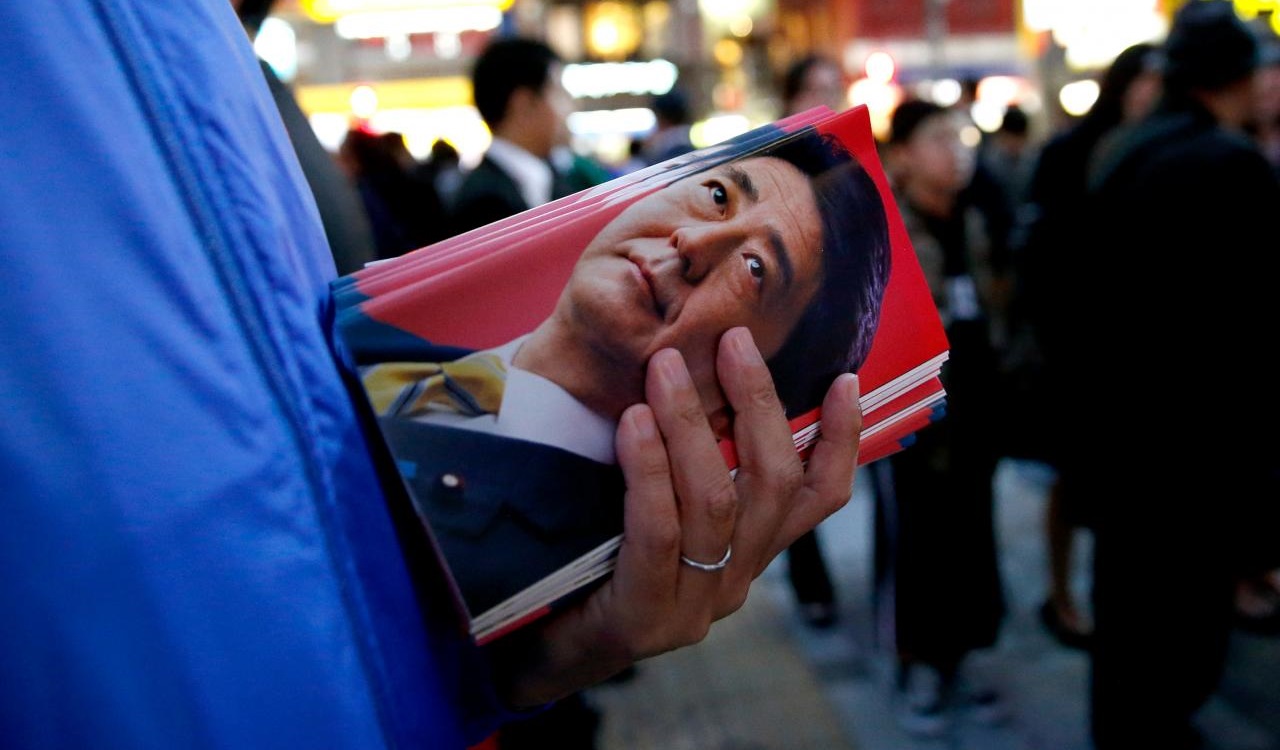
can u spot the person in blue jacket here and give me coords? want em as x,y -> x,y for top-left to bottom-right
0,2 -> 864,748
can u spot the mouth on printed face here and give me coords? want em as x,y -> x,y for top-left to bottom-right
628,257 -> 668,319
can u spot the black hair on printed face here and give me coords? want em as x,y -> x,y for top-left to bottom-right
762,130 -> 892,416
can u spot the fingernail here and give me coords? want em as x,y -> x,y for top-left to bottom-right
835,372 -> 860,401
627,405 -> 657,440
653,348 -> 690,387
725,327 -> 762,364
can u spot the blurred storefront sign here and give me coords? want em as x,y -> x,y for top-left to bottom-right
561,60 -> 679,98
845,34 -> 1024,80
1017,0 -> 1275,124
1021,0 -> 1166,69
1163,0 -> 1280,36
847,51 -> 902,140
299,0 -> 515,24
296,76 -> 472,113
296,76 -> 486,160
1226,0 -> 1280,35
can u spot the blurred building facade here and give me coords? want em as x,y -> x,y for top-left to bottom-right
257,0 -> 1280,166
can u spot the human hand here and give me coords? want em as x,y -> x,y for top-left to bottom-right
490,326 -> 861,707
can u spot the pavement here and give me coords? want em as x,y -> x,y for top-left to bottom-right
587,459 -> 1280,750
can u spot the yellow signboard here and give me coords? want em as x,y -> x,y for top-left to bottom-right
1161,0 -> 1280,35
299,0 -> 513,24
296,76 -> 472,114
1232,0 -> 1280,33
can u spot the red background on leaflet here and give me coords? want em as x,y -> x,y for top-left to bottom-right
356,106 -> 947,455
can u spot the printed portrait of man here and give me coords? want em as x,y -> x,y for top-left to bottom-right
360,128 -> 892,618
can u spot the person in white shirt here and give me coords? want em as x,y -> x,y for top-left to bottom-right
449,38 -> 574,236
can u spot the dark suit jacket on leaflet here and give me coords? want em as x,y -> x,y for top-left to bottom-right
364,338 -> 625,619
379,415 -> 624,618
449,156 -> 530,237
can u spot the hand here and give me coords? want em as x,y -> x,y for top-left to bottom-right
489,327 -> 861,707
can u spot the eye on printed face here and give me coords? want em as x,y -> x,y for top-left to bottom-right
562,155 -> 825,409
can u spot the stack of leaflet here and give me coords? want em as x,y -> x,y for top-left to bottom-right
331,105 -> 948,643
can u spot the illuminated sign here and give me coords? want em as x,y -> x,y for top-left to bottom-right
300,0 -> 514,24
1231,0 -> 1280,35
1021,0 -> 1167,69
567,108 -> 658,135
561,60 -> 679,99
296,76 -> 472,113
1026,0 -> 1279,68
332,6 -> 502,37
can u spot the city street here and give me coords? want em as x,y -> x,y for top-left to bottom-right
590,460 -> 1280,750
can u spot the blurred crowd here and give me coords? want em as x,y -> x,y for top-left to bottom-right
250,2 -> 1280,748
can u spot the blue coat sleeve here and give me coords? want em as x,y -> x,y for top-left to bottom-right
0,1 -> 511,746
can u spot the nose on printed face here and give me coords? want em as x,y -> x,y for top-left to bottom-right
669,224 -> 740,281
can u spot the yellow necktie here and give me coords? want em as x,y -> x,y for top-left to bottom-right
363,352 -> 508,418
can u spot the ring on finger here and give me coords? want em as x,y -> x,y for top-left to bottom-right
679,545 -> 732,572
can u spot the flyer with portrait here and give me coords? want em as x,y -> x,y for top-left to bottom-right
331,105 -> 948,642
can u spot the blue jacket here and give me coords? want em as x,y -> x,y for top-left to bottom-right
0,2 -> 504,746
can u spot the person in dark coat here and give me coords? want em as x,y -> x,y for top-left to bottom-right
1016,41 -> 1161,649
1079,5 -> 1280,747
340,128 -> 450,259
451,38 -> 574,236
641,89 -> 696,166
237,0 -> 377,275
874,100 -> 1008,737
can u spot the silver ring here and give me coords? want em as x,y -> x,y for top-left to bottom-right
680,545 -> 732,572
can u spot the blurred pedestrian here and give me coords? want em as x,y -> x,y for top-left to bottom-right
1014,42 -> 1161,650
1249,39 -> 1280,174
1233,38 -> 1280,635
782,54 -> 846,116
873,99 -> 1008,738
617,137 -> 649,176
979,104 -> 1035,217
339,128 -> 448,259
550,140 -> 612,195
451,37 -> 574,236
418,138 -> 465,211
951,87 -> 1016,355
641,88 -> 696,166
1080,4 -> 1280,747
235,0 -> 377,274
